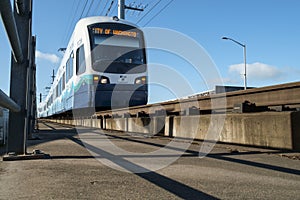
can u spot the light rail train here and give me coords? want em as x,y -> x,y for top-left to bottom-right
38,16 -> 148,118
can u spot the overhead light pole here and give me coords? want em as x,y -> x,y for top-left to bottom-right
222,37 -> 247,90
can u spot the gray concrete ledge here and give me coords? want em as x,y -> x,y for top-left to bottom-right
47,111 -> 300,150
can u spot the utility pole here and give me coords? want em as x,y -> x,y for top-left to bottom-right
118,0 -> 144,19
8,0 -> 32,154
118,0 -> 125,19
51,69 -> 55,84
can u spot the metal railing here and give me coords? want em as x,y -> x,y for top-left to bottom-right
0,0 -> 23,113
0,89 -> 20,112
0,0 -> 24,63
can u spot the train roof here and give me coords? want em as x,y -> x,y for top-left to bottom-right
75,16 -> 139,29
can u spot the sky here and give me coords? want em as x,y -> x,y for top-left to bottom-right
0,0 -> 300,104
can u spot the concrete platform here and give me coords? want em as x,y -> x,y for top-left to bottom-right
0,122 -> 300,199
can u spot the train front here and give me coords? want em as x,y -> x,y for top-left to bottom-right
89,19 -> 148,110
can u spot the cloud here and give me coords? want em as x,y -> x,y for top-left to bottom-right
36,50 -> 60,64
207,77 -> 239,87
229,62 -> 282,81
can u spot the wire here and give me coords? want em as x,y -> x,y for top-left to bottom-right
62,0 -> 82,46
136,0 -> 162,24
105,0 -> 115,16
100,0 -> 110,16
85,0 -> 95,17
143,0 -> 174,26
79,0 -> 90,19
65,0 -> 88,43
92,0 -> 103,16
111,1 -> 118,15
60,0 -> 77,46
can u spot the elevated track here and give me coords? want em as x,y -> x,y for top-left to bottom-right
47,81 -> 300,151
95,81 -> 300,118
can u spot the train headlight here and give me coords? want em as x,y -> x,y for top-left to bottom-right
135,76 -> 147,84
100,76 -> 110,84
93,75 -> 100,83
94,75 -> 110,84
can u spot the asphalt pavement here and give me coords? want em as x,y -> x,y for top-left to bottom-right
0,121 -> 300,199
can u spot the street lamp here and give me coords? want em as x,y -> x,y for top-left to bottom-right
222,36 -> 247,90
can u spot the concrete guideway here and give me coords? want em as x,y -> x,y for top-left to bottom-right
0,122 -> 300,199
95,81 -> 300,117
52,111 -> 300,150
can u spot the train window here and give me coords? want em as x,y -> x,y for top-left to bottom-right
66,58 -> 70,82
53,87 -> 56,99
89,23 -> 146,74
66,52 -> 74,82
62,72 -> 65,91
58,80 -> 62,97
55,85 -> 58,98
69,54 -> 73,79
92,47 -> 146,74
76,45 -> 86,75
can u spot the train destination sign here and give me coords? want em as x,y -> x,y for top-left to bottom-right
92,28 -> 137,38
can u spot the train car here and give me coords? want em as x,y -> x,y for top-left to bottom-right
38,16 -> 148,118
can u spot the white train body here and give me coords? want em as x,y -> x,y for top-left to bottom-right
38,16 -> 148,118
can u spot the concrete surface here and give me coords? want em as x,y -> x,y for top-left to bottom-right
169,112 -> 299,150
53,111 -> 300,150
0,121 -> 300,199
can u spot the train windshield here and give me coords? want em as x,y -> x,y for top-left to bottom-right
89,23 -> 146,74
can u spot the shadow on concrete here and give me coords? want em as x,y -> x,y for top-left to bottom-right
25,122 -> 300,177
93,130 -> 300,176
50,155 -> 99,159
68,135 -> 218,200
2,120 -> 299,185
0,122 -> 79,156
39,121 -> 76,130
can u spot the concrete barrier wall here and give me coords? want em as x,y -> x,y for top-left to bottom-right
105,117 -> 165,134
167,112 -> 298,150
44,111 -> 300,150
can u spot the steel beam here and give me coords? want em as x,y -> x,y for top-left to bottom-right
7,0 -> 32,154
0,0 -> 24,63
27,36 -> 36,138
15,0 -> 26,15
0,89 -> 21,112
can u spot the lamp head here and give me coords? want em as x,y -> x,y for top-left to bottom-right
222,37 -> 229,40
